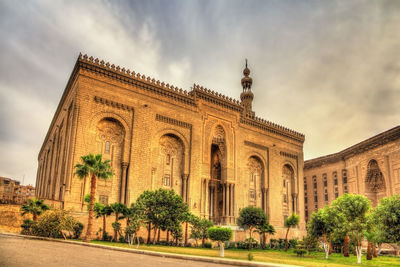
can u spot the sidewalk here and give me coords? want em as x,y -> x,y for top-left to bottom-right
0,232 -> 299,267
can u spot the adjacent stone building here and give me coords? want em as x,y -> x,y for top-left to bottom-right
303,126 -> 400,221
35,54 -> 306,239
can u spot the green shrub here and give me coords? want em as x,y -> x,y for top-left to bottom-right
294,240 -> 307,257
21,219 -> 36,235
204,242 -> 212,248
207,227 -> 233,243
289,238 -> 298,249
73,222 -> 84,239
248,252 -> 254,261
31,209 -> 81,239
303,234 -> 318,254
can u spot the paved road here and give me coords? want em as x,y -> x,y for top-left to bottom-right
0,235 -> 232,267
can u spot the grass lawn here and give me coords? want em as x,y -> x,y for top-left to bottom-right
90,240 -> 400,267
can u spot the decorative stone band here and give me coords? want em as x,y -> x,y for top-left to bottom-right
280,151 -> 298,159
155,114 -> 192,129
94,96 -> 134,111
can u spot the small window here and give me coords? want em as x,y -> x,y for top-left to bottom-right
304,197 -> 308,204
250,190 -> 255,199
324,194 -> 328,201
305,210 -> 308,218
304,184 -> 307,190
166,154 -> 171,165
324,180 -> 328,187
283,180 -> 286,187
335,192 -> 339,198
105,141 -> 111,154
283,194 -> 287,203
99,195 -> 108,205
314,204 -> 318,210
314,195 -> 318,202
163,174 -> 171,186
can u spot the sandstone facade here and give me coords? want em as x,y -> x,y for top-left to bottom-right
304,126 -> 400,221
35,54 -> 306,239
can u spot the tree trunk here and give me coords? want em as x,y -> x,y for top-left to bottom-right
219,241 -> 224,257
157,228 -> 160,243
113,213 -> 118,242
373,243 -> 377,257
33,213 -> 37,222
329,239 -> 333,255
262,233 -> 266,249
102,215 -> 107,240
152,227 -> 157,245
184,222 -> 188,246
367,242 -> 372,260
84,174 -> 96,242
249,228 -> 253,250
343,235 -> 350,257
284,227 -> 290,251
323,234 -> 329,259
356,246 -> 362,264
377,243 -> 382,255
166,231 -> 169,242
175,236 -> 178,246
202,237 -> 205,247
147,222 -> 151,244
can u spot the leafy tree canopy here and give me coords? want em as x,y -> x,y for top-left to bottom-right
208,227 -> 232,242
237,206 -> 267,231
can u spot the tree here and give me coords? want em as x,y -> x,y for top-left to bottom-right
94,202 -> 112,240
237,206 -> 267,250
307,207 -> 335,259
125,203 -> 144,248
136,189 -> 188,245
373,195 -> 400,255
109,202 -> 128,242
190,216 -> 214,247
284,213 -> 300,251
20,198 -> 50,221
256,222 -> 275,249
332,194 -> 371,264
74,153 -> 113,242
208,227 -> 233,257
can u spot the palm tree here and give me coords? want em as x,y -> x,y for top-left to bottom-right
20,198 -> 50,221
256,222 -> 275,249
74,154 -> 113,242
109,202 -> 128,242
94,202 -> 112,240
284,213 -> 300,251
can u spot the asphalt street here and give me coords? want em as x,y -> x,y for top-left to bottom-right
0,235 -> 232,267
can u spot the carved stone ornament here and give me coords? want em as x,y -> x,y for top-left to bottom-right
96,119 -> 125,143
159,135 -> 181,156
365,160 -> 386,192
248,157 -> 262,173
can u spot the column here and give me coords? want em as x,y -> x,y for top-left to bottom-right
222,183 -> 226,221
182,174 -> 188,202
120,162 -> 128,204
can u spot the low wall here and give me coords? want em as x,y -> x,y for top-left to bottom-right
0,204 -> 30,233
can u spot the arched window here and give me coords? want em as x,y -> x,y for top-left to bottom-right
105,141 -> 110,154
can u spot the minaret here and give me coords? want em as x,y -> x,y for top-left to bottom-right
240,59 -> 255,116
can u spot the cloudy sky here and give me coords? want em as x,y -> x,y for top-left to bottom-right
0,0 -> 399,186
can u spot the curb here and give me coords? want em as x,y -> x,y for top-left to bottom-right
0,232 -> 298,267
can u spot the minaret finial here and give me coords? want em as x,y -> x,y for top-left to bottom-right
241,59 -> 252,89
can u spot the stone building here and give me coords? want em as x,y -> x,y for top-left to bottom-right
303,126 -> 400,221
0,177 -> 35,204
35,54 -> 306,239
